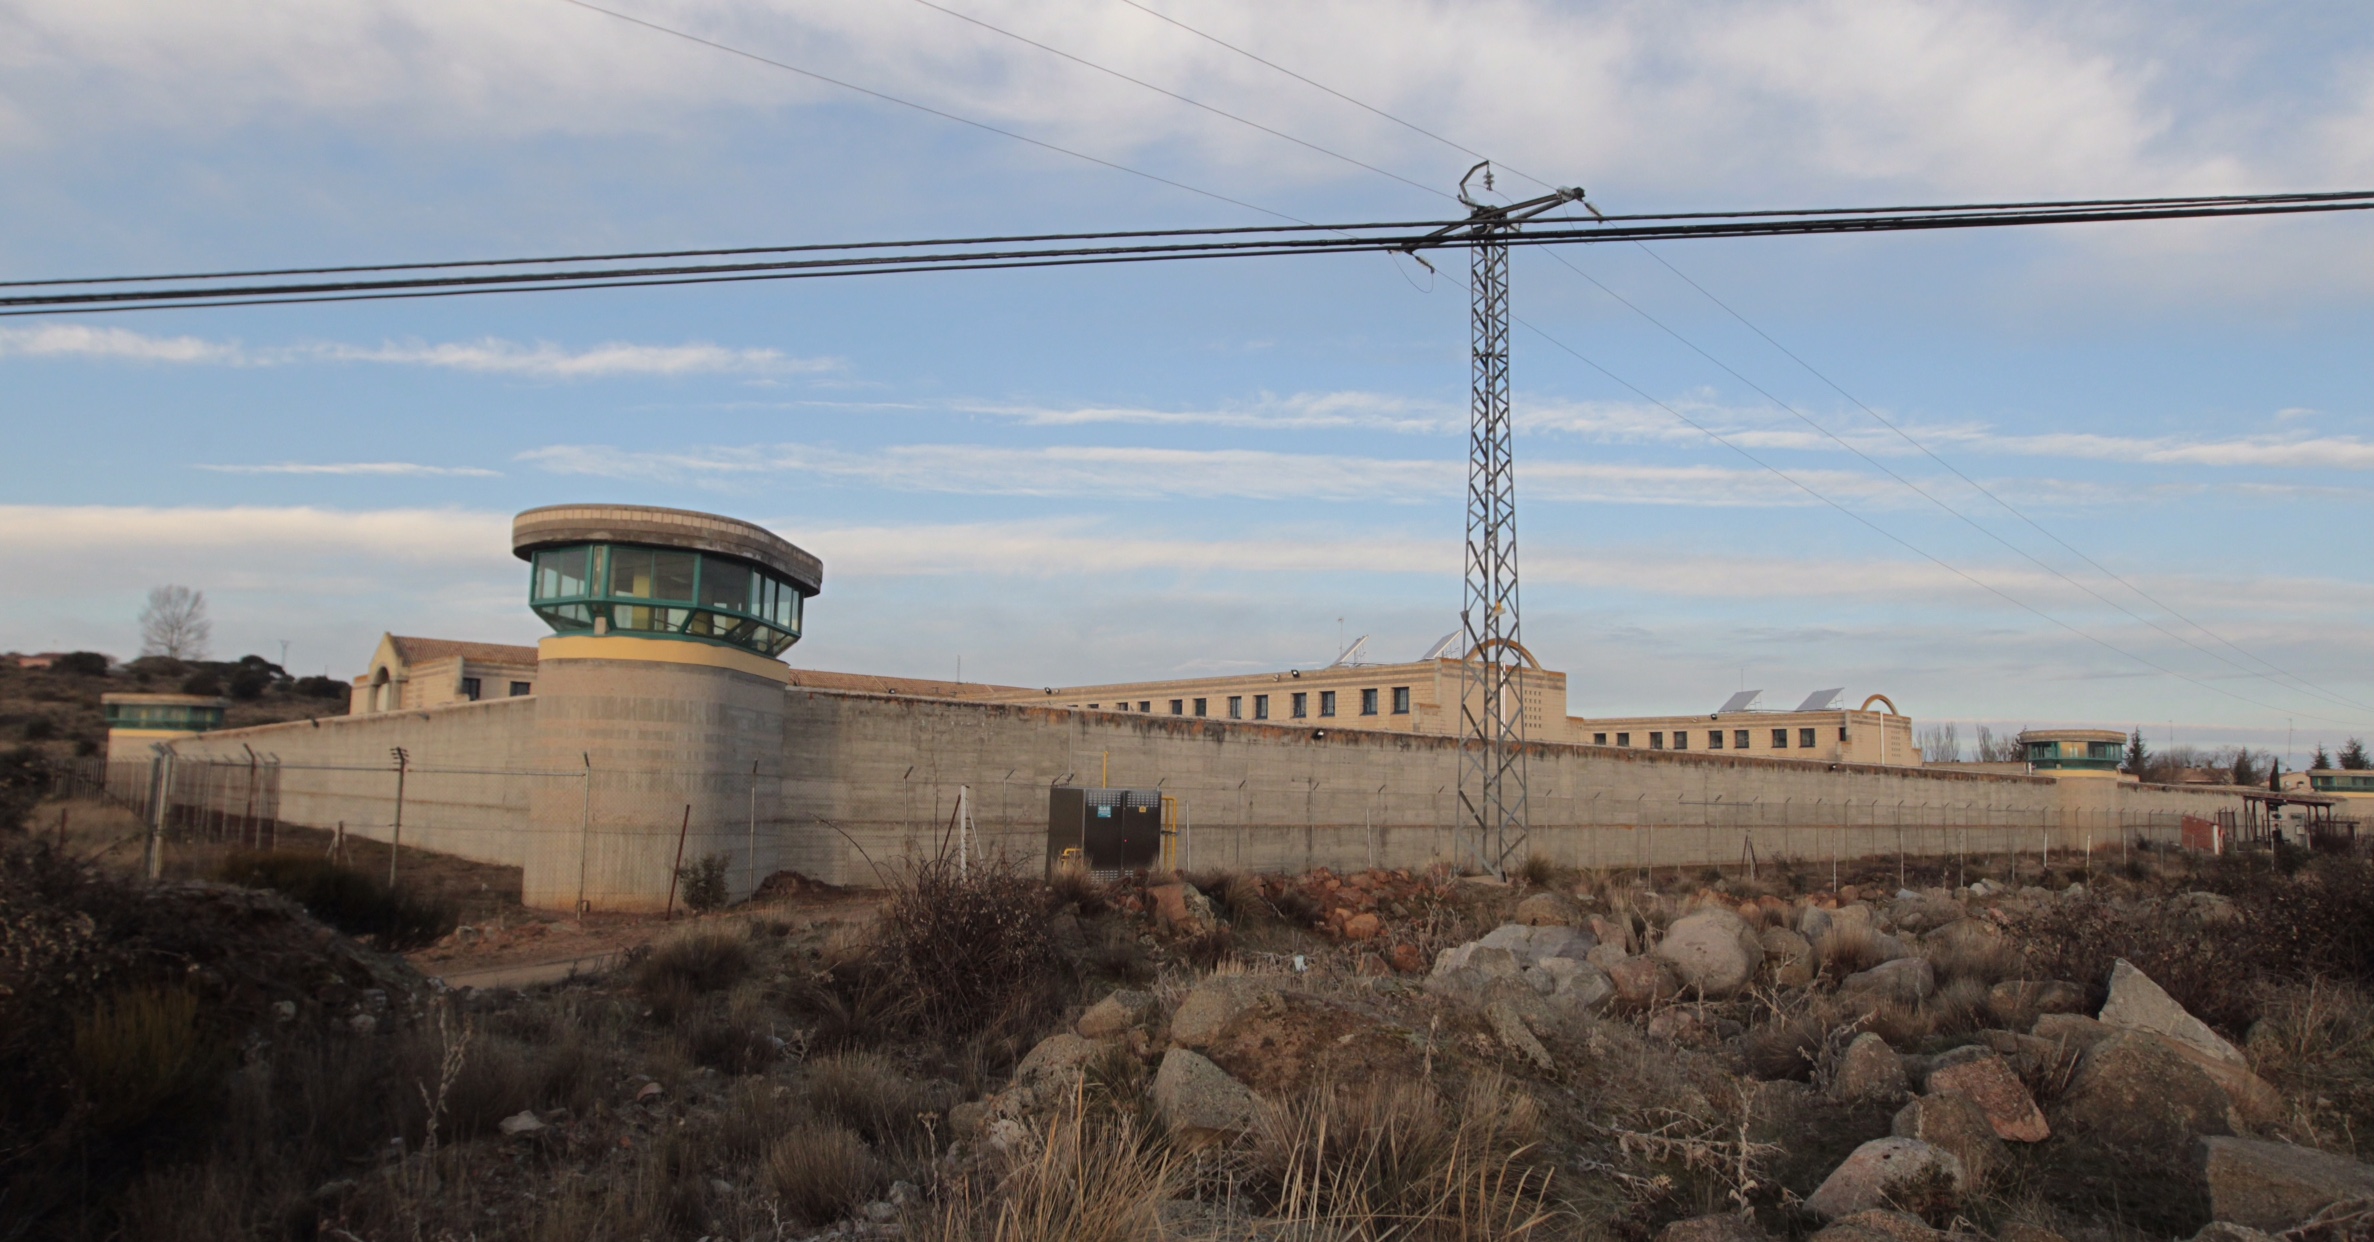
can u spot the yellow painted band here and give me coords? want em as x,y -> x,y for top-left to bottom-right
538,634 -> 791,683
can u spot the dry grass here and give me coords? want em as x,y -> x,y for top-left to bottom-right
632,929 -> 754,1023
923,1092 -> 1177,1242
1248,1071 -> 1563,1240
805,1049 -> 932,1145
767,1122 -> 882,1225
1817,924 -> 1892,977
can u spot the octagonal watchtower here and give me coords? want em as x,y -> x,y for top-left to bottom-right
512,504 -> 824,911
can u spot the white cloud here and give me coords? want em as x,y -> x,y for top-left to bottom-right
196,462 -> 503,478
0,504 -> 509,563
0,325 -> 834,378
518,438 -> 1915,506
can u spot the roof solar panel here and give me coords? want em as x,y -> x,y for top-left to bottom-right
1795,688 -> 1845,711
1716,690 -> 1762,714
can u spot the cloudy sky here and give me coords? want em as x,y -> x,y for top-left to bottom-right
5,0 -> 2373,759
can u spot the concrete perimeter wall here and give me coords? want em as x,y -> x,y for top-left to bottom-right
784,691 -> 2250,887
165,686 -> 2252,903
164,698 -> 548,868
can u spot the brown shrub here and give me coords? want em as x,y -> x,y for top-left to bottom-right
804,1050 -> 929,1144
633,931 -> 754,1021
1819,925 -> 1891,977
2000,897 -> 2251,1031
767,1123 -> 880,1225
871,854 -> 1064,1043
916,1092 -> 1175,1242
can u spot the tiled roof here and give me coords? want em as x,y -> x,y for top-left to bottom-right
385,636 -> 542,668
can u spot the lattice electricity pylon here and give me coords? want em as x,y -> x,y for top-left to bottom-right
1420,164 -> 1586,878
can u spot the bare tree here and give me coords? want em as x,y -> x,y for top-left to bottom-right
140,585 -> 211,660
1917,722 -> 1963,763
1972,725 -> 2025,763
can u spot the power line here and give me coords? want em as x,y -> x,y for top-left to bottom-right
904,0 -> 1454,203
10,195 -> 2372,315
1085,7 -> 2374,721
551,0 -> 1290,224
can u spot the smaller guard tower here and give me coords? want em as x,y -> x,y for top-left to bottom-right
101,693 -> 227,763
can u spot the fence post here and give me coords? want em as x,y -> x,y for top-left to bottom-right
577,754 -> 592,919
748,760 -> 761,895
144,747 -> 172,879
665,803 -> 692,919
388,747 -> 409,887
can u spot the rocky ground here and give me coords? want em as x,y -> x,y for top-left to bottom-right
10,839 -> 2374,1241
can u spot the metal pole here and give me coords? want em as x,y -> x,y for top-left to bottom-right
665,803 -> 692,919
388,747 -> 408,887
748,759 -> 760,896
144,746 -> 172,880
577,754 -> 592,918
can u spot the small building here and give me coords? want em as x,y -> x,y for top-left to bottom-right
2297,770 -> 2374,804
2018,728 -> 2130,778
351,635 -> 540,714
101,693 -> 227,762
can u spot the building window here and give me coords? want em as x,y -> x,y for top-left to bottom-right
1772,728 -> 1790,749
460,677 -> 482,701
1392,686 -> 1411,714
1290,692 -> 1308,718
1138,701 -> 1150,713
1649,732 -> 1665,750
1801,728 -> 1818,748
1594,732 -> 1608,745
1839,727 -> 1850,742
1319,691 -> 1336,717
1673,730 -> 1688,749
1170,699 -> 1184,715
1709,730 -> 1724,749
1228,696 -> 1242,719
1088,703 -> 1099,710
1360,688 -> 1378,715
1616,732 -> 1631,747
1254,695 -> 1269,720
1194,698 -> 1208,717
509,681 -> 531,697
1735,729 -> 1751,749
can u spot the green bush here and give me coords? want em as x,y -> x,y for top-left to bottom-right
213,852 -> 457,949
676,852 -> 732,913
53,652 -> 109,677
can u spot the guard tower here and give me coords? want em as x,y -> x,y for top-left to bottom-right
512,504 -> 823,911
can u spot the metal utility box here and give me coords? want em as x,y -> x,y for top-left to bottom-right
1047,787 -> 1162,877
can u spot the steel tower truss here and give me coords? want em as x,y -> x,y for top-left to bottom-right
1425,166 -> 1586,878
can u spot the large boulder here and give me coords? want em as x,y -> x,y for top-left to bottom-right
1809,1210 -> 1941,1242
1654,908 -> 1764,997
1589,913 -> 1636,954
2099,959 -> 2247,1067
1925,1053 -> 2048,1143
2200,1136 -> 2374,1232
1842,958 -> 1936,1005
1478,922 -> 1596,964
1486,1000 -> 1555,1071
1892,1093 -> 2006,1186
1832,1032 -> 1909,1104
1606,955 -> 1683,1009
1169,975 -> 1283,1049
1987,980 -> 2086,1026
1526,956 -> 1615,1012
1011,1033 -> 1102,1098
2061,1030 -> 2279,1149
1151,1049 -> 1257,1141
1148,882 -> 1220,937
1077,989 -> 1158,1039
2029,1012 -> 2113,1054
1657,1215 -> 1772,1242
1514,891 -> 1583,927
1806,1138 -> 1966,1220
1760,926 -> 1816,987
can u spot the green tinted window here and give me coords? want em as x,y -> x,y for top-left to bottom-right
534,546 -> 590,599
